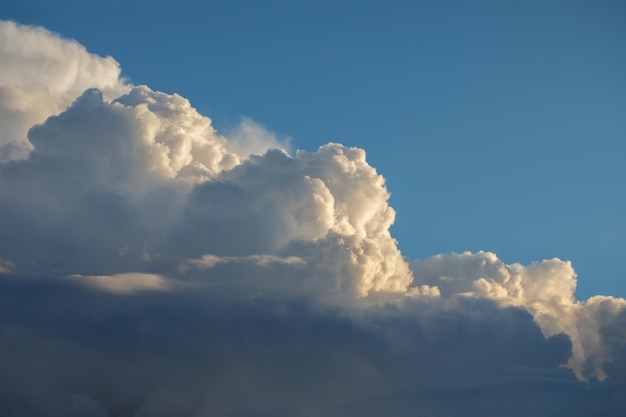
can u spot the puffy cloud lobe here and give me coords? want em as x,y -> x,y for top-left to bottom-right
28,86 -> 243,190
411,251 -> 626,380
113,86 -> 245,181
176,144 -> 414,299
0,20 -> 129,161
1,79 -> 413,299
0,20 -> 412,301
1,19 -> 626,416
0,84 -> 269,275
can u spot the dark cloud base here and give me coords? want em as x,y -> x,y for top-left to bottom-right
1,276 -> 624,417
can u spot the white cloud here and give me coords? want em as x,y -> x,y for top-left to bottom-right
113,86 -> 245,182
172,143 -> 415,300
0,20 -> 129,161
223,117 -> 290,158
0,19 -> 625,416
411,251 -> 626,380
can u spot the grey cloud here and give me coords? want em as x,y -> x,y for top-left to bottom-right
0,258 -> 15,274
0,275 -> 605,417
1,20 -> 626,417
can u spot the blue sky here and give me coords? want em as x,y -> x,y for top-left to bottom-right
2,0 -> 625,299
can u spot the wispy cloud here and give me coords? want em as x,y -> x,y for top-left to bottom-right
68,273 -> 172,295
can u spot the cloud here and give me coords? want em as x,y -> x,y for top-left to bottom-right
222,117 -> 290,158
68,273 -> 172,295
0,20 -> 625,416
0,258 -> 15,274
170,143 -> 415,301
182,254 -> 307,269
0,20 -> 129,161
0,275 -> 583,417
411,251 -> 626,381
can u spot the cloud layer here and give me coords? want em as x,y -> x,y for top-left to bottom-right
1,20 -> 625,416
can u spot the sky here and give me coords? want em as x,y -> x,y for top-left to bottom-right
1,1 -> 626,416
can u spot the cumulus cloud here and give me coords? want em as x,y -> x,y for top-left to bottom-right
0,20 -> 129,161
0,20 -> 625,416
170,143 -> 415,300
411,251 -> 626,381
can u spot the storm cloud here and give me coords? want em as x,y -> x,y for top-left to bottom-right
1,21 -> 625,416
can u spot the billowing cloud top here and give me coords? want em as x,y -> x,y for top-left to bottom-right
0,21 -> 129,161
1,20 -> 625,416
